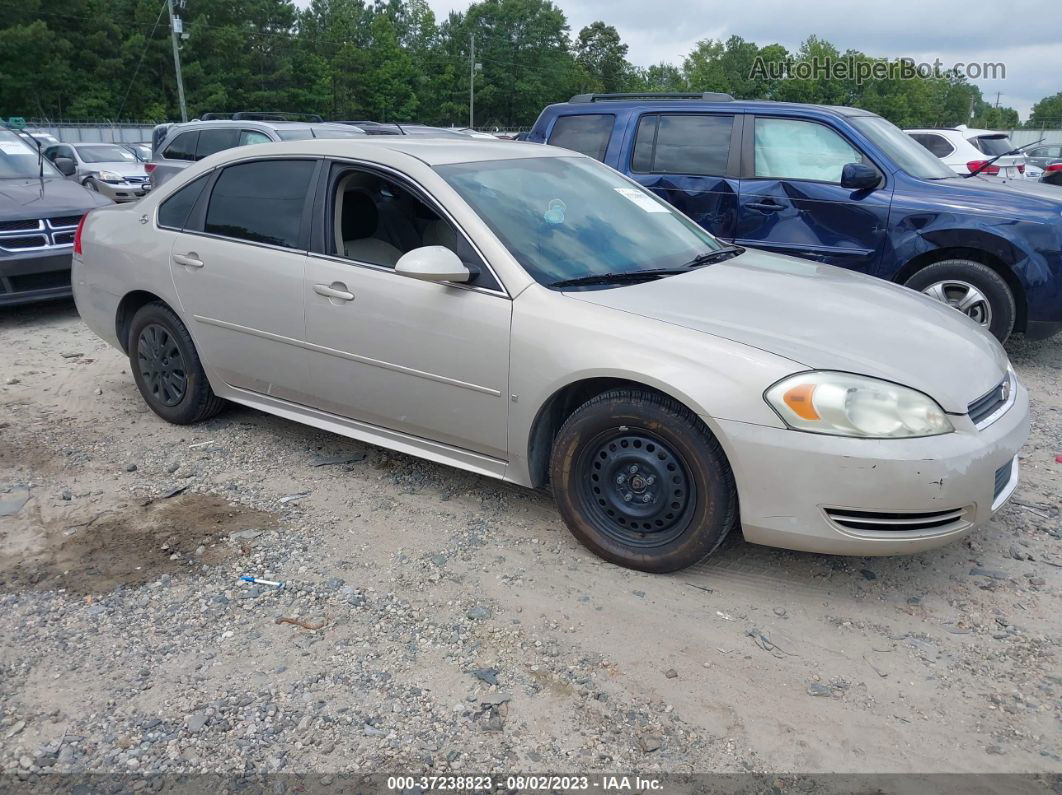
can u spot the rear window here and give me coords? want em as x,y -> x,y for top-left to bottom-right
195,128 -> 239,160
204,159 -> 315,248
547,114 -> 614,161
632,114 -> 733,175
908,133 -> 954,159
164,131 -> 199,161
970,135 -> 1014,157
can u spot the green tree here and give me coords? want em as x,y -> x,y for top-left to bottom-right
1027,92 -> 1062,128
573,22 -> 630,94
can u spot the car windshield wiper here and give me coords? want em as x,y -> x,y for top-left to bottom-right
683,245 -> 745,267
549,268 -> 691,289
965,137 -> 1045,178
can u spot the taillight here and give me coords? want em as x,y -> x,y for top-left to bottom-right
1046,163 -> 1062,173
144,163 -> 156,174
73,213 -> 88,256
1017,163 -> 1025,174
967,160 -> 1000,175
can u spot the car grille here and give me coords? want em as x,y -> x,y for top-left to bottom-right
968,374 -> 1013,427
123,176 -> 148,184
824,506 -> 969,533
0,215 -> 82,252
994,459 -> 1014,500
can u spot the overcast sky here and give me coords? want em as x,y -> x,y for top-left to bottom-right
418,0 -> 1061,119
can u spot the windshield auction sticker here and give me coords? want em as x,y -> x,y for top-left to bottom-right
614,187 -> 672,212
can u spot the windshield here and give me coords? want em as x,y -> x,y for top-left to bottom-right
0,130 -> 61,179
76,144 -> 137,163
437,156 -> 726,287
970,135 -> 1015,157
851,116 -> 955,179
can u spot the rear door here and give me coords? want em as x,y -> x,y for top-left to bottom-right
167,157 -> 319,403
624,112 -> 741,240
736,115 -> 890,272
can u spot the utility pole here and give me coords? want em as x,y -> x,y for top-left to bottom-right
167,0 -> 188,122
469,34 -> 475,129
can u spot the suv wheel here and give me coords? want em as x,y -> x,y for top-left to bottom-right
905,259 -> 1015,342
128,302 -> 225,424
549,389 -> 737,573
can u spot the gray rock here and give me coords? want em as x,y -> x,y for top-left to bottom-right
969,567 -> 1009,580
466,606 -> 490,620
126,463 -> 138,472
0,486 -> 31,517
186,712 -> 209,733
807,683 -> 834,697
472,667 -> 499,686
6,720 -> 26,738
663,668 -> 678,679
639,735 -> 662,753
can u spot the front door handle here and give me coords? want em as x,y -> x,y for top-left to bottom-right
746,199 -> 784,212
173,252 -> 204,268
314,283 -> 355,301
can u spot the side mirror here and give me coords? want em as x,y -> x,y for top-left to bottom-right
395,246 -> 471,283
841,162 -> 880,191
53,157 -> 76,177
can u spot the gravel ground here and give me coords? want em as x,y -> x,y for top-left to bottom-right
0,300 -> 1060,780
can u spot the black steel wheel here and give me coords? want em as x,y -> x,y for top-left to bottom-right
128,301 -> 225,424
137,323 -> 187,407
550,389 -> 737,572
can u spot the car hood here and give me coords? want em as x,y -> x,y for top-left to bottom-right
914,175 -> 1062,220
0,177 -> 109,220
566,251 -> 1008,413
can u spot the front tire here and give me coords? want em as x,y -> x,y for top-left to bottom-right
128,302 -> 225,425
549,389 -> 737,573
904,259 -> 1015,342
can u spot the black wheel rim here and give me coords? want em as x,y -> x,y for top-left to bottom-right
137,323 -> 187,407
576,429 -> 697,548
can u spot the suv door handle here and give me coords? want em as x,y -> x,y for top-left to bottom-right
746,199 -> 784,212
173,252 -> 204,268
314,283 -> 355,301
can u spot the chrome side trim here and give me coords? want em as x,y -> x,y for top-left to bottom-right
991,456 -> 1019,513
193,314 -> 502,397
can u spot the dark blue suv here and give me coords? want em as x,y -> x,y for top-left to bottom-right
528,93 -> 1062,342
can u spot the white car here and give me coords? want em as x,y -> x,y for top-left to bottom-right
906,126 -> 1028,181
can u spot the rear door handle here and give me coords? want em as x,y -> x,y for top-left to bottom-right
314,283 -> 355,301
173,252 -> 204,268
746,199 -> 784,212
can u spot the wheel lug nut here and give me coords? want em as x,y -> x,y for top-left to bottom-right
641,494 -> 652,503
616,475 -> 626,484
645,476 -> 655,485
623,493 -> 633,502
629,465 -> 638,474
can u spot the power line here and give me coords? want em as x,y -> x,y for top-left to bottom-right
114,0 -> 169,121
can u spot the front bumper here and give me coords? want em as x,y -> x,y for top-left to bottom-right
714,382 -> 1030,556
0,248 -> 73,306
94,181 -> 150,203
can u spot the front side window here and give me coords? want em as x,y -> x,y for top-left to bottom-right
157,174 -> 209,230
239,130 -> 272,146
547,114 -> 614,161
754,118 -> 864,182
196,129 -> 239,160
908,133 -> 954,158
632,114 -> 733,175
437,155 -> 726,287
204,160 -> 315,248
164,131 -> 199,161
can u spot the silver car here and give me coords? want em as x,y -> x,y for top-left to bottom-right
44,142 -> 150,202
72,139 -> 1029,572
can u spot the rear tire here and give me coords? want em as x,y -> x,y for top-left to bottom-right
904,259 -> 1015,342
128,302 -> 225,425
549,389 -> 737,573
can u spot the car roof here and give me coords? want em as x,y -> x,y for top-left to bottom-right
166,119 -> 354,133
544,98 -> 877,118
207,137 -> 574,167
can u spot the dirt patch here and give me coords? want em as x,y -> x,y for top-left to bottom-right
0,493 -> 276,595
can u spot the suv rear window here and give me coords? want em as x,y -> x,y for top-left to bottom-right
163,131 -> 199,161
631,114 -> 733,175
196,128 -> 240,160
969,135 -> 1014,157
547,114 -> 614,161
204,160 -> 315,249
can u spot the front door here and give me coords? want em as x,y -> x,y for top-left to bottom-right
625,112 -> 741,240
735,116 -> 891,272
303,166 -> 511,460
167,157 -> 319,403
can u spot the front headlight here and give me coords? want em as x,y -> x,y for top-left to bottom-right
765,372 -> 954,438
97,171 -> 123,183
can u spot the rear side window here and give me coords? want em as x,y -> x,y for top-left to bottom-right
547,114 -> 614,161
195,129 -> 239,160
276,129 -> 314,141
164,131 -> 199,161
157,174 -> 209,230
239,130 -> 272,146
632,114 -> 733,175
908,133 -> 954,158
204,160 -> 316,249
